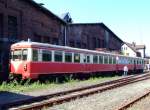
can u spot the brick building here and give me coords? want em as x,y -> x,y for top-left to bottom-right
0,0 -> 123,81
0,0 -> 66,81
67,23 -> 123,50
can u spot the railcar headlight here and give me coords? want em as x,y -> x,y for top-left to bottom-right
24,64 -> 27,71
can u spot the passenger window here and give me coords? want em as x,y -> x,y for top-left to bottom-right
74,53 -> 80,63
65,52 -> 72,62
86,55 -> 90,63
22,49 -> 28,61
54,51 -> 63,62
93,55 -> 98,64
104,56 -> 108,64
32,49 -> 38,61
113,57 -> 116,64
99,55 -> 103,64
109,56 -> 112,64
42,50 -> 52,61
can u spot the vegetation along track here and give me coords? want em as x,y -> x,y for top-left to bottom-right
2,73 -> 150,110
116,89 -> 150,110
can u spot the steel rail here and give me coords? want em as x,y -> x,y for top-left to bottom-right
116,89 -> 150,110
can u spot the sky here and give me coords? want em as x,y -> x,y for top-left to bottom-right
35,0 -> 150,56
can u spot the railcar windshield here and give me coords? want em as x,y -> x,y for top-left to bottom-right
11,49 -> 28,61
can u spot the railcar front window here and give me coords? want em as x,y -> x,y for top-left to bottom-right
13,50 -> 22,61
22,49 -> 28,61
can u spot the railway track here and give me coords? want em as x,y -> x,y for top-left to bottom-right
116,89 -> 150,110
2,73 -> 150,110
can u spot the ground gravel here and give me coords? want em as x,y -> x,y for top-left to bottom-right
49,79 -> 150,110
127,94 -> 150,110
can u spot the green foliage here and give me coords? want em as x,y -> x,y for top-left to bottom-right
0,75 -> 119,93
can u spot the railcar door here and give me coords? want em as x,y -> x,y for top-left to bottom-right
134,59 -> 136,73
85,54 -> 91,72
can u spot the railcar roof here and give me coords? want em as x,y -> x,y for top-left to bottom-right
11,41 -> 144,60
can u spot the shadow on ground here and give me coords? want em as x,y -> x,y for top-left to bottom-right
0,91 -> 34,110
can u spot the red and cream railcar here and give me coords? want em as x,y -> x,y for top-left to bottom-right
10,41 -> 145,79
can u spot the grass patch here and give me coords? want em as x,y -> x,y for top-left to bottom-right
0,75 -> 119,93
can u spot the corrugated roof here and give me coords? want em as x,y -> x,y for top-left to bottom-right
23,0 -> 66,24
70,23 -> 124,44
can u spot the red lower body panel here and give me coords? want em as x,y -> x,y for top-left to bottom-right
10,61 -> 144,79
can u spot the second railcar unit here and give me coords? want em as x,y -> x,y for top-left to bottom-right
10,41 -> 145,79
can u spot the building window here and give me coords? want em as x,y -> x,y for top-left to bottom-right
82,43 -> 86,49
8,16 -> 18,39
52,38 -> 59,45
34,34 -> 42,42
97,38 -> 100,48
92,37 -> 96,49
76,42 -> 81,48
69,41 -> 75,47
0,14 -> 3,37
43,37 -> 50,43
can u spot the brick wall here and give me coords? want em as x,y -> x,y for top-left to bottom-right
67,23 -> 122,51
0,0 -> 66,81
0,0 -> 65,44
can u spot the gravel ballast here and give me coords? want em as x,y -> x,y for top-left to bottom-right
127,94 -> 150,110
50,79 -> 150,110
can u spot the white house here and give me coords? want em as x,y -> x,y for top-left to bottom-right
121,42 -> 146,58
121,43 -> 137,57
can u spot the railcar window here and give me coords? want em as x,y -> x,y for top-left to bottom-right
113,57 -> 116,64
83,54 -> 86,63
54,51 -> 63,62
13,49 -> 22,61
42,50 -> 52,61
86,55 -> 90,63
109,56 -> 112,64
22,49 -> 28,61
104,56 -> 108,64
11,51 -> 13,60
32,49 -> 38,61
93,55 -> 98,64
74,53 -> 80,63
65,52 -> 72,62
99,55 -> 103,64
